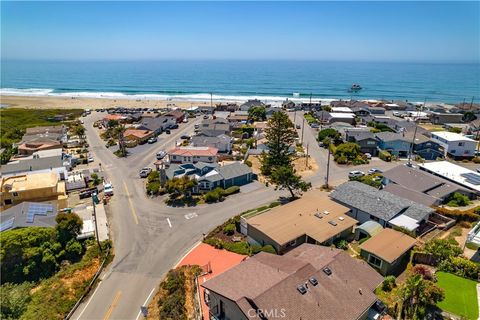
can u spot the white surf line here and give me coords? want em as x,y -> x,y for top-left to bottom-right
167,218 -> 172,228
134,287 -> 156,320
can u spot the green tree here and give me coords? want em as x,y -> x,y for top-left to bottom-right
462,111 -> 477,122
248,106 -> 267,121
398,274 -> 444,319
318,128 -> 341,143
260,111 -> 297,175
165,176 -> 197,198
270,165 -> 311,198
0,282 -> 35,319
107,119 -> 119,128
55,213 -> 83,245
334,142 -> 361,162
90,173 -> 101,186
424,238 -> 462,262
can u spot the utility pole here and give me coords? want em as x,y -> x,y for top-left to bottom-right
470,96 -> 475,110
325,147 -> 331,188
407,120 -> 418,166
294,109 -> 297,123
305,143 -> 309,167
92,193 -> 102,252
301,118 -> 305,145
309,93 -> 312,105
210,93 -> 213,108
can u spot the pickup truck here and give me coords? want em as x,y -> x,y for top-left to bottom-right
139,167 -> 152,178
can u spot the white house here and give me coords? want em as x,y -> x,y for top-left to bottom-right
167,146 -> 218,164
430,131 -> 477,159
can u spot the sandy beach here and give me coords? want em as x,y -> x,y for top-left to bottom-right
0,95 -> 216,110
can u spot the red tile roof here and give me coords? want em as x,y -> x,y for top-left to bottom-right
123,129 -> 152,139
168,146 -> 218,157
103,114 -> 124,121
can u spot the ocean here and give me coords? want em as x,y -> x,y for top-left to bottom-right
1,60 -> 479,104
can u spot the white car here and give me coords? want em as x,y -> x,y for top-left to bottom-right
156,150 -> 167,160
182,118 -> 188,123
364,153 -> 372,160
368,168 -> 383,174
348,171 -> 365,179
139,167 -> 152,178
104,183 -> 114,196
87,156 -> 94,163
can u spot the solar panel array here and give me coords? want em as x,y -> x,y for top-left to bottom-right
0,218 -> 15,232
26,203 -> 54,223
461,173 -> 480,185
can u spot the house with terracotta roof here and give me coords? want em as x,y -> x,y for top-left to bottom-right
164,110 -> 186,123
102,114 -> 126,127
167,146 -> 218,164
123,129 -> 154,147
202,243 -> 384,320
244,192 -> 357,254
360,228 -> 417,276
17,140 -> 63,155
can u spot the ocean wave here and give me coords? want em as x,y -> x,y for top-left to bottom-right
0,87 -> 338,103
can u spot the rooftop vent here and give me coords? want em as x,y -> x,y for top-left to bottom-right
309,277 -> 318,286
314,212 -> 323,219
328,220 -> 338,226
323,266 -> 332,276
338,217 -> 345,221
297,285 -> 307,295
323,210 -> 330,215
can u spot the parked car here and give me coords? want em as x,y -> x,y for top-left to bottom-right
180,135 -> 190,140
182,118 -> 188,123
139,167 -> 152,178
165,129 -> 171,134
296,124 -> 301,129
348,171 -> 365,179
87,156 -> 94,163
368,168 -> 383,174
203,115 -> 209,119
156,150 -> 166,160
170,124 -> 179,129
310,123 -> 319,128
147,137 -> 158,144
103,183 -> 114,196
364,153 -> 372,159
194,124 -> 200,129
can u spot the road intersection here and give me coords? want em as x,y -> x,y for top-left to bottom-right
74,111 -> 400,319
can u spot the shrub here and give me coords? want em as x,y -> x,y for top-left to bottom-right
438,256 -> 480,280
358,236 -> 370,244
223,186 -> 240,196
244,159 -> 252,167
412,265 -> 434,281
260,245 -> 276,254
472,157 -> 480,164
334,239 -> 348,250
424,238 -> 462,262
223,224 -> 236,235
436,206 -> 479,222
379,150 -> 392,162
335,155 -> 348,164
147,170 -> 160,183
382,276 -> 396,292
445,192 -> 471,207
222,241 -> 251,255
146,181 -> 160,195
204,189 -> 221,203
269,201 -> 280,208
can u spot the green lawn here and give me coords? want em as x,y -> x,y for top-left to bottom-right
436,272 -> 479,320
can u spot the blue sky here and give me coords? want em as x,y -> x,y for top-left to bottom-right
1,1 -> 479,62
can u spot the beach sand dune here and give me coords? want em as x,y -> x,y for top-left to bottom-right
0,95 -> 214,110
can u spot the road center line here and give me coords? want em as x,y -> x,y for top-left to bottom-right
74,280 -> 103,320
123,181 -> 139,224
102,291 -> 122,320
135,287 -> 157,320
167,218 -> 172,228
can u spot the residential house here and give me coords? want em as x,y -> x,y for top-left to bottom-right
0,202 -> 58,232
429,111 -> 464,125
375,132 -> 411,157
201,243 -> 384,320
244,192 -> 357,254
196,162 -> 253,190
198,106 -> 215,114
102,114 -> 126,127
228,111 -> 249,124
1,150 -> 67,180
212,111 -> 231,119
215,103 -> 239,112
0,172 -> 68,209
197,118 -> 231,137
430,131 -> 476,159
345,130 -> 379,156
330,181 -> 434,233
298,101 -> 323,111
164,110 -> 186,123
191,134 -> 233,153
331,106 -> 353,113
239,99 -> 265,111
17,139 -> 63,155
25,125 -> 66,135
381,165 -> 474,206
398,130 -> 444,160
360,228 -> 417,276
122,129 -> 154,147
167,146 -> 218,164
137,116 -> 176,135
419,161 -> 480,195
329,112 -> 356,125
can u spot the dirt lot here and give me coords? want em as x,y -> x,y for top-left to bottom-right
248,155 -> 318,183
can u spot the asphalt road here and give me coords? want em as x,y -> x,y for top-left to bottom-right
74,111 -> 401,320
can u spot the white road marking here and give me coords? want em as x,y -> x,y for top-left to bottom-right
75,281 -> 103,320
134,287 -> 156,320
167,218 -> 172,228
184,212 -> 198,220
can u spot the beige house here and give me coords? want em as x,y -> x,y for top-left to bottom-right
0,172 -> 68,209
245,192 -> 357,254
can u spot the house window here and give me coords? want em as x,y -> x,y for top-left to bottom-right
4,199 -> 12,205
465,150 -> 470,154
451,149 -> 456,154
368,254 -> 382,268
369,215 -> 379,222
12,192 -> 19,197
286,239 -> 296,248
458,142 -> 464,146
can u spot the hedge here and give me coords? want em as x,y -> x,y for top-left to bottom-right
436,207 -> 480,222
379,150 -> 392,162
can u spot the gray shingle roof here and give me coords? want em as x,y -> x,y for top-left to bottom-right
345,130 -> 375,141
375,132 -> 409,142
0,202 -> 58,231
1,156 -> 64,175
216,162 -> 251,180
330,181 -> 433,222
